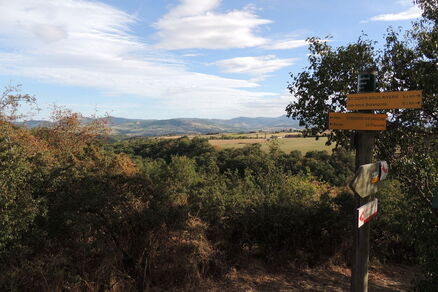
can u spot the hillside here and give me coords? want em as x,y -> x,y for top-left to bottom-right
20,115 -> 301,136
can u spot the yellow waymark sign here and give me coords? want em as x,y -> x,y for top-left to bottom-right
347,90 -> 422,110
328,112 -> 387,130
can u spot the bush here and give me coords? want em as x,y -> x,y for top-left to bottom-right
0,115 -> 422,290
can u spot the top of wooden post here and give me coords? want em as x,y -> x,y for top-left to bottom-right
357,70 -> 377,93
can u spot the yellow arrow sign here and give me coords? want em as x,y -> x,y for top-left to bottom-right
328,112 -> 387,130
347,90 -> 422,110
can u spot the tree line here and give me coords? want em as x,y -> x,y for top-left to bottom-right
0,105 -> 426,290
1,1 -> 436,290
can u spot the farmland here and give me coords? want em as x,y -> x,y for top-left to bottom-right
154,132 -> 334,153
209,136 -> 334,153
2,0 -> 436,289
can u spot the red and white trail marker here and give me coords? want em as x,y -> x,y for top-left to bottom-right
380,161 -> 389,181
357,199 -> 378,228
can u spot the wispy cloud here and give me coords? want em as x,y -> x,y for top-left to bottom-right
183,53 -> 204,57
364,6 -> 421,22
0,0 -> 287,118
263,39 -> 308,50
239,93 -> 294,114
153,0 -> 271,50
214,55 -> 296,79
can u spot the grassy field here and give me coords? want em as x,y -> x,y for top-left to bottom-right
209,137 -> 334,154
158,131 -> 302,140
152,131 -> 333,154
206,131 -> 302,139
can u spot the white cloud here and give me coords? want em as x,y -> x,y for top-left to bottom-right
263,39 -> 308,50
238,93 -> 295,116
183,53 -> 204,57
165,0 -> 220,18
0,0 -> 286,118
165,92 -> 291,118
366,6 -> 422,22
33,24 -> 68,43
215,55 -> 296,76
0,0 -> 141,55
153,0 -> 271,50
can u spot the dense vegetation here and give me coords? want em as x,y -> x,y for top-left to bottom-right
0,101 -> 423,290
287,0 -> 437,289
1,1 -> 436,290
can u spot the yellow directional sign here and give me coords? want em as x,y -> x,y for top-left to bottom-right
328,112 -> 387,130
347,90 -> 422,110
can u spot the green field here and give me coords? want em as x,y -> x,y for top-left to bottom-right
209,137 -> 334,154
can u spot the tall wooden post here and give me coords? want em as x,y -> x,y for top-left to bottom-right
351,71 -> 376,292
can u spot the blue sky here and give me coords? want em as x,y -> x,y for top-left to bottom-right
0,0 -> 422,119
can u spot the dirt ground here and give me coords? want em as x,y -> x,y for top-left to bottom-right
201,261 -> 418,292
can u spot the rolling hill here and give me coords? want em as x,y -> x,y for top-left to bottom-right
19,115 -> 301,137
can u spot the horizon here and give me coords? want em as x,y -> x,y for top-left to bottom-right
0,0 -> 421,120
21,113 -> 294,122
18,113 -> 302,137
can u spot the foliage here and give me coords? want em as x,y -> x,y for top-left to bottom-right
286,1 -> 437,287
0,83 -> 424,290
286,35 -> 376,146
303,149 -> 354,186
0,84 -> 38,121
371,180 -> 416,262
0,125 -> 43,252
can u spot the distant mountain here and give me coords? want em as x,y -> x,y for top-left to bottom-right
108,115 -> 301,136
217,115 -> 299,130
17,115 -> 301,136
18,120 -> 53,128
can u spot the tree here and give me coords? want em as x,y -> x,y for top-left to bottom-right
0,132 -> 43,252
286,1 -> 437,287
286,1 -> 437,210
0,84 -> 38,121
0,86 -> 46,254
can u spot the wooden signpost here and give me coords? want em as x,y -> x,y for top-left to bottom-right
432,187 -> 438,209
327,70 -> 423,292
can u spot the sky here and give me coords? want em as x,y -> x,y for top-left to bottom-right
0,0 -> 422,120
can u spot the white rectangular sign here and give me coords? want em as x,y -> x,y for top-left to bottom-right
358,199 -> 378,228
